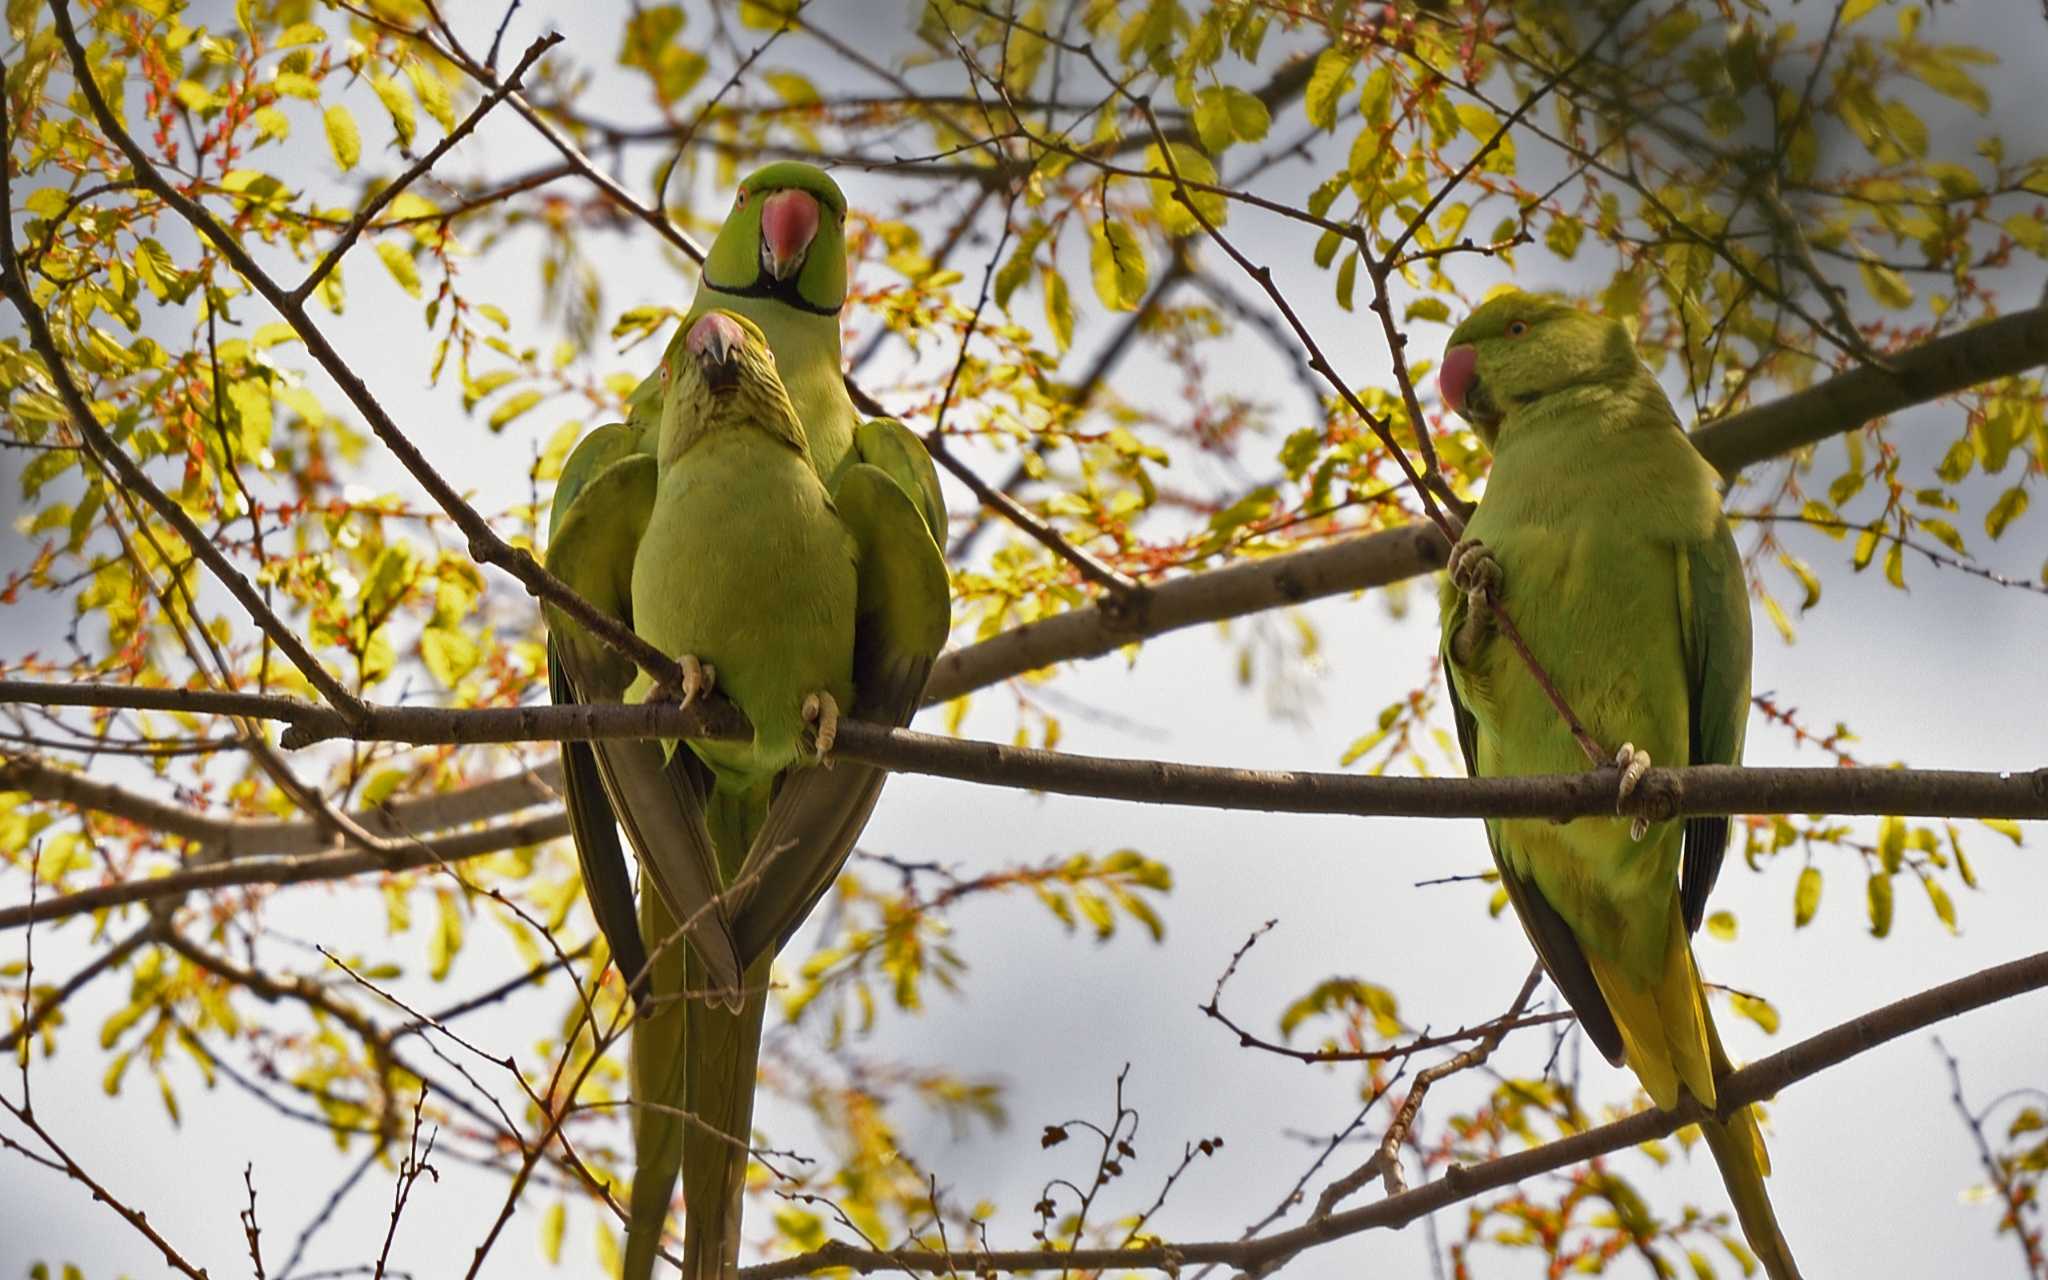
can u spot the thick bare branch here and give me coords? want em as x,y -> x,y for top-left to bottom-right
1693,304 -> 2048,479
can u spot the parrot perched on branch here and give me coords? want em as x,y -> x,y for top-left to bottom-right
1435,291 -> 1797,1278
546,305 -> 947,1277
550,161 -> 946,984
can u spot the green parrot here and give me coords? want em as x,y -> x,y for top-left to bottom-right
1435,291 -> 1797,1278
547,310 -> 949,1279
552,162 -> 946,990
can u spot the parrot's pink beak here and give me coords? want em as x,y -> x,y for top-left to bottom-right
1439,344 -> 1477,415
759,189 -> 820,281
686,313 -> 746,391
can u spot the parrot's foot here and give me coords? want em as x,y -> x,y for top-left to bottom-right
680,655 -> 716,705
1447,537 -> 1503,603
802,691 -> 839,762
650,655 -> 716,707
1615,742 -> 1652,840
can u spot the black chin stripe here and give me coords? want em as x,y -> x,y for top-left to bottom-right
704,277 -> 842,318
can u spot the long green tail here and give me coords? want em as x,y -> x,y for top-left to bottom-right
680,954 -> 768,1278
1702,1018 -> 1801,1280
624,781 -> 771,1280
626,887 -> 688,1280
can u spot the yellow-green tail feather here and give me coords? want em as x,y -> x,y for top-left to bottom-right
1701,1008 -> 1798,1280
1584,902 -> 1798,1278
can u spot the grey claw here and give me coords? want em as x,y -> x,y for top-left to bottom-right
1447,537 -> 1503,602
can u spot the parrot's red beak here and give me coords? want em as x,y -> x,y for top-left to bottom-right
759,189 -> 820,281
1439,344 -> 1477,416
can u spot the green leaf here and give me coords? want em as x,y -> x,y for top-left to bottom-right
1088,218 -> 1148,312
420,624 -> 480,687
1867,871 -> 1894,938
1793,865 -> 1822,928
1042,265 -> 1073,353
1404,297 -> 1450,324
1334,251 -> 1357,311
1223,86 -> 1271,142
1858,257 -> 1913,309
375,240 -> 421,297
1192,87 -> 1234,153
1985,485 -> 2028,539
1305,46 -> 1356,131
323,104 -> 361,171
1144,142 -> 1225,235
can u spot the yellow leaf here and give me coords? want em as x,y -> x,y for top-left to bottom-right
1842,0 -> 1886,26
375,240 -> 421,297
488,389 -> 545,431
539,1201 -> 566,1264
1867,871 -> 1894,938
371,75 -> 417,149
1985,485 -> 2028,540
1088,218 -> 1148,312
429,889 -> 464,980
1793,865 -> 1821,927
323,104 -> 361,171
1704,911 -> 1737,942
406,60 -> 456,132
1304,45 -> 1355,131
1041,264 -> 1073,353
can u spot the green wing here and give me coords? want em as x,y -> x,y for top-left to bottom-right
544,450 -> 743,997
850,416 -> 946,547
728,460 -> 951,963
1677,521 -> 1752,934
548,424 -> 649,989
1439,591 -> 1625,1066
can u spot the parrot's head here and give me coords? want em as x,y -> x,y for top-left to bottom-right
683,310 -> 756,395
702,162 -> 849,317
657,310 -> 806,463
1438,290 -> 1640,447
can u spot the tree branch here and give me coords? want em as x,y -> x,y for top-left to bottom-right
1692,304 -> 2048,480
6,693 -> 2041,930
737,945 -> 2048,1278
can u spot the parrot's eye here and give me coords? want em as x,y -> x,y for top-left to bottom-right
735,188 -> 748,208
1505,319 -> 1530,338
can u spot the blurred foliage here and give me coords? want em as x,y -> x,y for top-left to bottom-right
4,0 -> 2046,1273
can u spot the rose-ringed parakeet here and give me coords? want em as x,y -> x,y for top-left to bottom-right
547,310 -> 949,1278
551,162 -> 948,993
1435,291 -> 1797,1278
